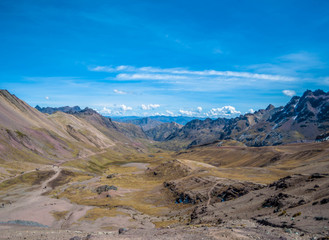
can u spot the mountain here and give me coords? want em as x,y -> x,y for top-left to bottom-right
166,90 -> 329,147
145,122 -> 183,141
35,105 -> 82,114
116,117 -> 164,131
0,90 -> 147,165
0,90 -> 119,163
112,116 -> 209,125
166,118 -> 228,146
150,116 -> 209,125
1,89 -> 329,238
35,105 -> 148,141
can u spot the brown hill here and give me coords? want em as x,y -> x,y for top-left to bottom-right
0,90 -> 137,166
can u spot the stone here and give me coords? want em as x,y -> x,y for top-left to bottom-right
118,228 -> 127,234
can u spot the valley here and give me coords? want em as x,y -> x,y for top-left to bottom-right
0,90 -> 328,239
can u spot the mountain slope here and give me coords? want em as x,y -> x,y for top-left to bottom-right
71,108 -> 146,141
113,116 -> 209,125
35,105 -> 148,142
166,90 -> 329,147
145,122 -> 183,141
0,90 -> 115,165
166,118 -> 228,146
116,117 -> 164,131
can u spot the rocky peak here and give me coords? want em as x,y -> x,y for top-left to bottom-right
78,107 -> 98,115
293,90 -> 329,123
35,105 -> 82,114
313,89 -> 327,96
266,104 -> 275,111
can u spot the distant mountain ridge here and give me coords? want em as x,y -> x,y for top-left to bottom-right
118,117 -> 164,131
166,89 -> 329,147
145,122 -> 183,141
33,89 -> 329,148
112,116 -> 209,125
35,105 -> 82,114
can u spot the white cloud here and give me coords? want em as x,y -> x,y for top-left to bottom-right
113,89 -> 127,94
179,109 -> 194,116
282,90 -> 296,97
141,104 -> 160,110
248,52 -> 324,77
153,112 -> 168,116
248,109 -> 255,113
208,106 -> 241,118
89,65 -> 133,72
120,104 -> 132,111
197,106 -> 202,113
166,110 -> 174,116
98,107 -> 111,115
90,65 -> 295,82
45,96 -> 49,100
116,73 -> 189,81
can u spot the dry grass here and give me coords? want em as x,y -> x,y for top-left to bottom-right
0,170 -> 55,192
54,151 -> 182,220
3,138 -> 328,229
79,207 -> 129,221
152,219 -> 181,228
51,210 -> 69,221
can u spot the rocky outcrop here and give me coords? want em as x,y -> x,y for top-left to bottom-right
95,185 -> 118,194
188,173 -> 329,236
164,175 -> 264,206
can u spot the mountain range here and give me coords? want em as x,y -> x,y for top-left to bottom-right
112,116 -> 209,125
35,89 -> 329,149
165,89 -> 329,147
1,89 -> 329,239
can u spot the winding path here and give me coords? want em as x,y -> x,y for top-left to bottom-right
206,181 -> 221,206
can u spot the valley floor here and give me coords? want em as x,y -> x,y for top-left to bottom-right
0,142 -> 329,239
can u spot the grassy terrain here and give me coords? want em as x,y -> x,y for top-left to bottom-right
51,210 -> 69,221
0,170 -> 55,192
2,138 -> 328,230
45,149 -> 192,225
79,207 -> 129,221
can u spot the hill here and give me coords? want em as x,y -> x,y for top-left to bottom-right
0,90 -> 147,170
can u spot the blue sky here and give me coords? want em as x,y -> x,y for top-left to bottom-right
0,0 -> 329,117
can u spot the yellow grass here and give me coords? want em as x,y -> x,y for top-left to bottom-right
152,219 -> 181,228
51,210 -> 69,221
0,170 -> 55,192
80,207 -> 129,221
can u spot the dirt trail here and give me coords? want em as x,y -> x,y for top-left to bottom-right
0,145 -> 120,230
206,181 -> 221,206
0,145 -> 113,184
0,165 -> 92,228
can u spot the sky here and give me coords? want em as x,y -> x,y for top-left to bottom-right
0,0 -> 329,118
